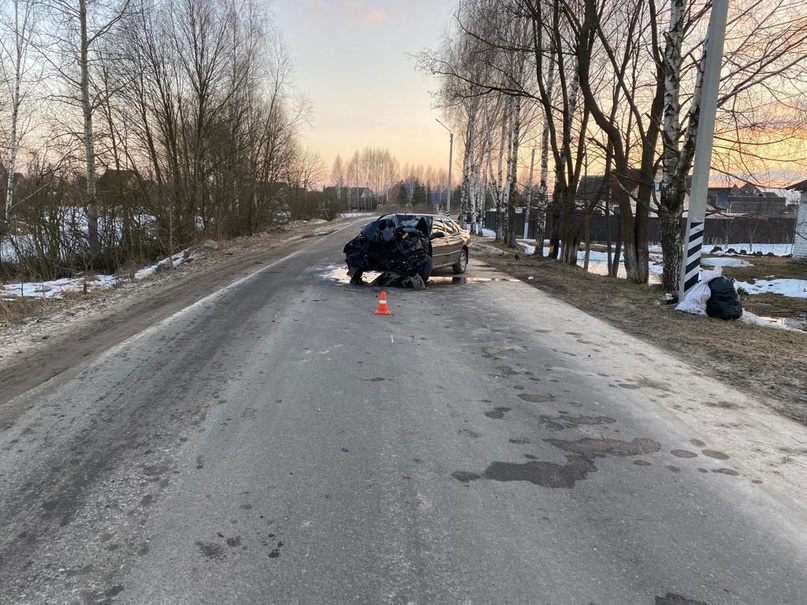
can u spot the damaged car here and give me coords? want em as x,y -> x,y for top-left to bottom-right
343,213 -> 471,288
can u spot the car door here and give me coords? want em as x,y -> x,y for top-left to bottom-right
431,217 -> 463,268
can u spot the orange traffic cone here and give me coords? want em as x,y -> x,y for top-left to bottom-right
374,291 -> 392,315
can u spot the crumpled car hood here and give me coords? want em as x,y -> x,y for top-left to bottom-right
343,214 -> 435,286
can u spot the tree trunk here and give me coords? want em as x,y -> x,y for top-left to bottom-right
660,0 -> 705,291
4,0 -> 25,226
505,94 -> 522,248
548,186 -> 561,260
577,0 -> 652,284
460,95 -> 480,231
532,121 -> 550,258
80,0 -> 100,264
532,15 -> 555,258
659,204 -> 684,290
495,113 -> 507,241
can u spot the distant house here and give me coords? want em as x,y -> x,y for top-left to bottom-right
322,186 -> 376,210
575,169 -> 642,214
704,184 -> 733,209
677,179 -> 788,217
786,179 -> 807,260
575,174 -> 790,220
708,182 -> 788,216
97,169 -> 138,190
97,169 -> 141,207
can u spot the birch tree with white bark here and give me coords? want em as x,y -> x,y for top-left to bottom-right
658,0 -> 807,291
423,0 -> 533,245
0,0 -> 39,231
42,0 -> 132,267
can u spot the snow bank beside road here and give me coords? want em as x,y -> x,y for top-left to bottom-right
1,247 -> 210,300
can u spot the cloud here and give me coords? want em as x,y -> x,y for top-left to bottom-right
361,8 -> 387,24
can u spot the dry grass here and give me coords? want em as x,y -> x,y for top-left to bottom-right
0,296 -> 65,324
474,241 -> 807,425
1,283 -> 105,324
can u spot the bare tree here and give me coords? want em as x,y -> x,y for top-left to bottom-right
41,0 -> 132,267
343,147 -> 400,209
570,0 -> 807,287
115,0 -> 309,242
517,0 -> 591,264
574,0 -> 663,283
658,0 -> 807,291
425,0 -> 592,257
430,3 -> 492,232
0,0 -> 39,230
331,154 -> 345,197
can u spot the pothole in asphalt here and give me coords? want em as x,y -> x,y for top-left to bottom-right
538,414 -> 616,431
484,407 -> 511,419
656,593 -> 708,605
452,455 -> 597,489
518,393 -> 556,403
545,437 -> 662,457
452,436 -> 662,488
701,449 -> 730,460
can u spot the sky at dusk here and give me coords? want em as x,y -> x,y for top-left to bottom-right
270,0 -> 458,183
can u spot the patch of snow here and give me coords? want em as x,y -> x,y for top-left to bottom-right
735,278 -> 807,298
701,257 -> 753,268
740,311 -> 805,332
1,240 -> 15,262
339,212 -> 376,219
1,248 -> 205,301
513,240 -> 665,281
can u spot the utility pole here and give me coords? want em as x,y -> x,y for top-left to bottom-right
436,119 -> 453,216
680,0 -> 728,298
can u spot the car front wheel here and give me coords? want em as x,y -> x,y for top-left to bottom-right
452,248 -> 468,274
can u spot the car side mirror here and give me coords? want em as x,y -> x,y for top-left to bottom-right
430,232 -> 445,240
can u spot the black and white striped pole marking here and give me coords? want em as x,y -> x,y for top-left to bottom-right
679,0 -> 727,300
682,220 -> 704,293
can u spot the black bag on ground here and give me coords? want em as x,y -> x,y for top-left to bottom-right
706,276 -> 743,320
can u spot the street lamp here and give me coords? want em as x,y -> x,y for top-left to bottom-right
436,119 -> 453,216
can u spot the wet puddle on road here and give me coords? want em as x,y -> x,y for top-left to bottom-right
483,407 -> 511,419
656,594 -> 709,605
453,437 -> 662,489
452,455 -> 597,489
546,437 -> 662,457
321,264 -> 500,287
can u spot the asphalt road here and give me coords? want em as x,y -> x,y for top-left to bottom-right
1,226 -> 807,605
